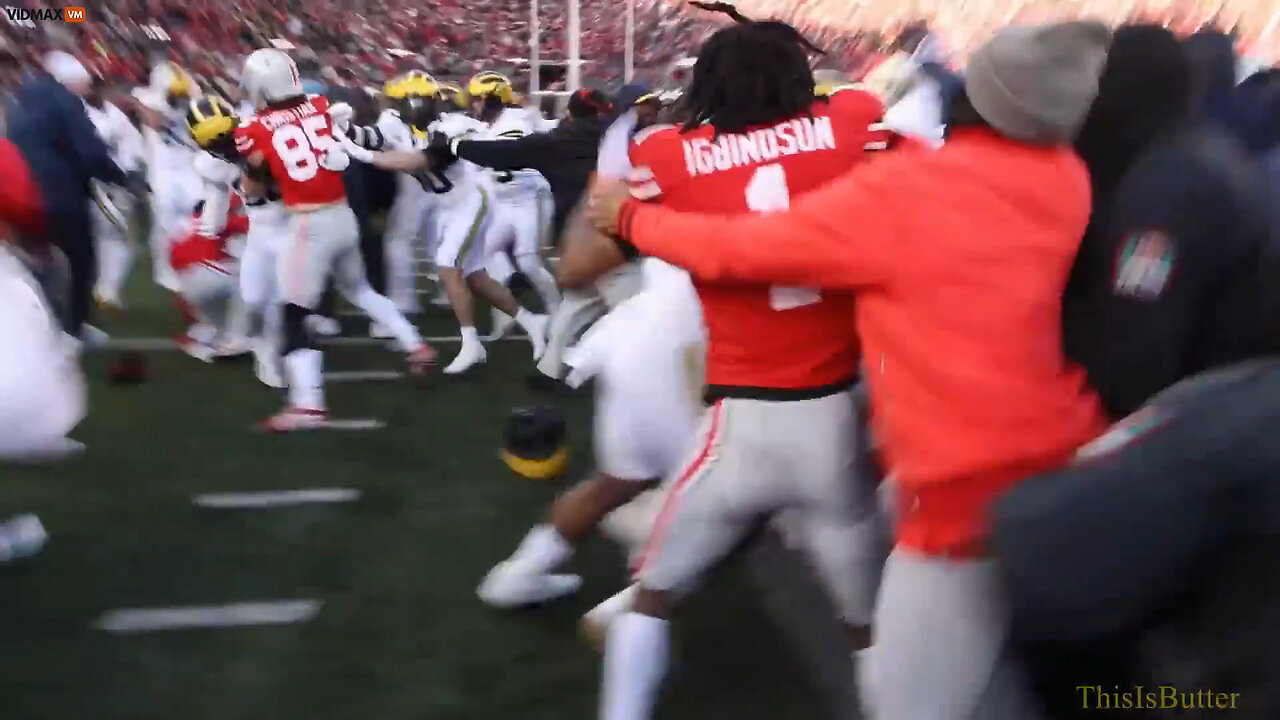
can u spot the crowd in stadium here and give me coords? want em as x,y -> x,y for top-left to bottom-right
1,0 -> 1280,718
4,0 -> 1269,92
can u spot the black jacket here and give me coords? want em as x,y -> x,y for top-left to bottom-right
1062,123 -> 1280,419
8,73 -> 125,219
454,117 -> 604,242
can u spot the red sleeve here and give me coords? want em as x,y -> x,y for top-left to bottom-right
627,125 -> 684,203
223,213 -> 250,237
0,140 -> 46,237
233,120 -> 262,158
617,152 -> 906,289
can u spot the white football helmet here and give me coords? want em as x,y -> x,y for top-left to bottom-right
241,49 -> 302,110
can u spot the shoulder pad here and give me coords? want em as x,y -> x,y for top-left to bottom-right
631,123 -> 679,146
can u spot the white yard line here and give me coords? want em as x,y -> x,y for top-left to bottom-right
95,600 -> 322,633
194,488 -> 361,509
324,370 -> 403,382
106,336 -> 526,351
319,419 -> 387,431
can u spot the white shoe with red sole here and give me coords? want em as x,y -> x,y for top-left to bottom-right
407,345 -> 438,376
260,407 -> 329,433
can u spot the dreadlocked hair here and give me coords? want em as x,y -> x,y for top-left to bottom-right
679,19 -> 823,135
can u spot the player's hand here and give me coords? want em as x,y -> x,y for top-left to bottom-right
427,131 -> 456,157
425,132 -> 459,172
328,102 -> 354,131
587,176 -> 630,237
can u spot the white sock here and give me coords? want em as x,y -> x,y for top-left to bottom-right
284,348 -> 324,410
601,612 -> 669,720
514,307 -> 543,332
509,524 -> 573,573
515,255 -> 561,313
350,286 -> 423,352
460,325 -> 481,347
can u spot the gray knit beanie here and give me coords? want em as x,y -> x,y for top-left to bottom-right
965,21 -> 1112,144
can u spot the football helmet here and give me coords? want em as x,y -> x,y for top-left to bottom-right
399,94 -> 441,133
467,71 -> 513,104
186,95 -> 238,151
439,82 -> 468,110
150,61 -> 198,107
500,406 -> 569,480
241,48 -> 302,110
386,70 -> 438,100
467,71 -> 513,119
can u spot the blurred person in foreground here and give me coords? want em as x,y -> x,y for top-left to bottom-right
8,52 -> 127,341
1005,25 -> 1280,718
589,20 -> 1113,720
0,139 -> 84,558
1065,24 -> 1280,421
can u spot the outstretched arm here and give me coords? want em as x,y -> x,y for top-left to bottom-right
590,164 -> 902,289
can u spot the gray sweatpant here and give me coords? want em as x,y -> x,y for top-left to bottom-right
860,549 -> 1044,720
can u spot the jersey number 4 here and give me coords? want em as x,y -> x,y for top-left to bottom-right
745,164 -> 821,311
271,115 -> 337,182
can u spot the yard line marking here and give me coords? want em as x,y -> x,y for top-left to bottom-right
95,600 -> 322,633
325,370 -> 403,382
416,272 -> 439,280
194,488 -> 361,509
106,336 -> 527,351
250,418 -> 386,432
322,419 -> 386,431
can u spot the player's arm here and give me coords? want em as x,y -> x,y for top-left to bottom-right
558,184 -> 629,289
593,160 -> 904,289
453,132 -> 558,172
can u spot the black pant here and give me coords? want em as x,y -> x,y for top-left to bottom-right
47,210 -> 94,335
360,211 -> 386,294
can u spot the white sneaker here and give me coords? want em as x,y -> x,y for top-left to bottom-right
443,342 -> 487,375
213,336 -> 252,358
253,347 -> 286,389
477,561 -> 582,608
0,515 -> 48,563
306,316 -> 342,337
261,406 -> 329,433
580,585 -> 639,651
178,336 -> 216,363
368,322 -> 394,339
524,313 -> 549,360
487,308 -> 517,341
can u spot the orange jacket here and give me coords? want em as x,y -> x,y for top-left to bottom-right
616,127 -> 1109,554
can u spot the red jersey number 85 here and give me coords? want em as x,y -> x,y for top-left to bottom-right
271,115 -> 337,182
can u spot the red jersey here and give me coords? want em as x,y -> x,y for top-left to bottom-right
233,95 -> 346,207
170,210 -> 249,272
628,88 -> 890,393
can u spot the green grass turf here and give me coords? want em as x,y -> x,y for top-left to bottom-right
0,269 -> 824,720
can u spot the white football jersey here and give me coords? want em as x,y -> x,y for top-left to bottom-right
418,111 -> 491,206
131,86 -> 199,179
375,108 -> 425,200
84,100 -> 144,173
481,107 -> 547,202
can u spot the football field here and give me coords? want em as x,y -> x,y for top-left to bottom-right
0,273 -> 823,720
